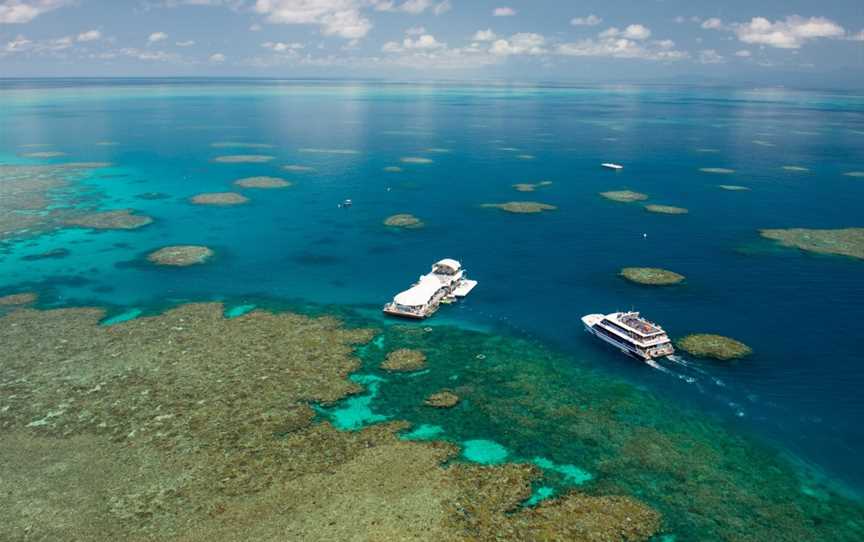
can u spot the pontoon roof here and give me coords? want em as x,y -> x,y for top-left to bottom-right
393,275 -> 443,307
434,258 -> 461,270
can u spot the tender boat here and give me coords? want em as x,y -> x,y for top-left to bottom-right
581,311 -> 674,360
601,162 -> 624,170
383,259 -> 477,319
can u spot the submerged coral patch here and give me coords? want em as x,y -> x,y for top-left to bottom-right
384,214 -> 424,228
383,166 -> 403,172
225,304 -> 256,318
233,177 -> 292,189
0,292 -> 37,306
147,245 -> 213,266
424,391 -> 460,408
699,167 -> 735,174
19,151 -> 67,158
282,165 -> 315,172
210,142 -> 274,149
401,157 -> 434,164
532,457 -> 592,485
481,201 -> 557,214
600,191 -> 648,203
63,209 -> 153,230
620,267 -> 685,286
381,348 -> 427,372
213,155 -> 275,163
190,192 -> 249,205
644,204 -> 688,215
843,171 -> 864,178
512,181 -> 552,193
677,334 -> 752,360
782,166 -> 810,172
298,148 -> 360,155
718,185 -> 751,191
759,227 -> 864,260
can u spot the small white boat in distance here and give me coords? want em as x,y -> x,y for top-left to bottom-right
601,163 -> 624,170
383,259 -> 477,319
582,311 -> 674,361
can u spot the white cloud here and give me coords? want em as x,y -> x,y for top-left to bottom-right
209,52 -> 226,62
493,7 -> 515,17
489,32 -> 545,56
405,25 -> 425,35
148,31 -> 168,43
698,49 -> 724,64
373,0 -> 445,14
76,30 -> 101,42
713,16 -> 846,49
734,49 -> 751,57
0,0 -> 73,24
432,0 -> 449,15
472,29 -> 496,42
849,30 -> 864,42
382,33 -> 445,52
701,17 -> 723,30
557,35 -> 687,61
599,24 -> 651,41
176,40 -> 195,46
262,40 -> 305,52
3,34 -> 31,52
249,23 -> 262,31
254,0 -> 372,39
570,14 -> 601,27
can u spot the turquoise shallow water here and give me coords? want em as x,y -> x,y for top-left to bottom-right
1,79 -> 864,499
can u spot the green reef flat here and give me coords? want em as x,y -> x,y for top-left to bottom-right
620,267 -> 686,286
0,297 -> 862,540
760,228 -> 864,260
676,334 -> 753,361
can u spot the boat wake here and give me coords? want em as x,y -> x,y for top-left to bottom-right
645,358 -> 697,384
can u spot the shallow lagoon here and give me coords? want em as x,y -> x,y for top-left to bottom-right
1,80 -> 864,536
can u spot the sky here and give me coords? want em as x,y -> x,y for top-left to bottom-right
1,0 -> 863,87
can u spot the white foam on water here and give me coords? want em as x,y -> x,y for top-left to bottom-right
646,359 -> 697,384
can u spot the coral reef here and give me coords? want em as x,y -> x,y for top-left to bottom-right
481,202 -> 557,214
147,246 -> 214,267
211,142 -> 274,149
213,155 -> 275,163
190,192 -> 249,205
234,177 -> 292,189
64,209 -> 153,230
620,267 -> 685,286
299,148 -> 360,155
401,157 -> 434,164
644,204 -> 688,215
384,214 -> 424,228
843,171 -> 864,178
512,181 -> 552,193
677,334 -> 752,360
0,304 -> 667,542
718,185 -> 751,191
21,248 -> 70,261
759,228 -> 864,260
0,292 -> 37,306
699,168 -> 735,174
599,191 -> 648,203
19,151 -> 67,158
424,391 -> 460,408
283,165 -> 315,172
783,166 -> 810,172
384,166 -> 403,172
381,349 -> 427,372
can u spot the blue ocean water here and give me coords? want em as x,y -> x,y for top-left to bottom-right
1,79 -> 863,493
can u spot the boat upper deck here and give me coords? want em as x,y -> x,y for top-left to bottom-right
616,312 -> 664,336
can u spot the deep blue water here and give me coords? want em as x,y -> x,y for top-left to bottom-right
1,80 -> 863,492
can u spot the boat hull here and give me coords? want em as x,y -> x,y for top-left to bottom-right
584,323 -> 651,361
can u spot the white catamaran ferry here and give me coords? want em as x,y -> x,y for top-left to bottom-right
383,259 -> 477,319
581,311 -> 674,361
